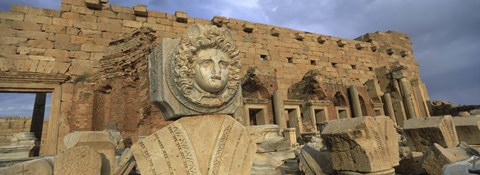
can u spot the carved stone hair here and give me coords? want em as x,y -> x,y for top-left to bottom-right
173,24 -> 241,95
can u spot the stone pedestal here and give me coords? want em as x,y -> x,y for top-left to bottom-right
321,116 -> 399,173
403,115 -> 458,152
131,115 -> 256,175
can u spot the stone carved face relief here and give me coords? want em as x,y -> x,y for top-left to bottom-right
194,49 -> 229,93
172,24 -> 241,108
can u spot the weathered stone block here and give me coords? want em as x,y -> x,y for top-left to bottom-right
421,143 -> 470,175
133,4 -> 148,17
337,39 -> 347,47
85,0 -> 102,10
403,115 -> 459,152
54,146 -> 102,175
0,36 -> 28,45
131,115 -> 256,175
175,10 -> 187,23
321,116 -> 399,173
24,14 -> 52,24
211,16 -> 228,27
243,23 -> 254,33
13,21 -> 42,31
295,33 -> 304,41
0,11 -> 25,21
271,27 -> 280,36
453,116 -> 480,145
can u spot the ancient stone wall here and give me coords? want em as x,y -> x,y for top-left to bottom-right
0,0 -> 428,154
0,117 -> 48,146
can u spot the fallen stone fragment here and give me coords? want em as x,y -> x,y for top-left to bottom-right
321,116 -> 399,173
453,116 -> 480,145
54,146 -> 102,175
421,143 -> 471,175
403,115 -> 459,152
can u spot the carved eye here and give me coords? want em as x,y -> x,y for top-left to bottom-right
219,61 -> 227,68
201,60 -> 212,68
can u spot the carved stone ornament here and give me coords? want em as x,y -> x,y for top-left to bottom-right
131,115 -> 256,175
149,24 -> 242,119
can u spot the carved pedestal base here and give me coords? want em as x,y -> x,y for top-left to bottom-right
131,115 -> 256,175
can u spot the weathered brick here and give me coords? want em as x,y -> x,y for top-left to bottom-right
148,11 -> 166,18
16,46 -> 45,55
55,42 -> 80,51
85,0 -> 102,10
11,5 -> 60,17
61,12 -> 80,20
69,51 -> 90,59
16,30 -> 48,40
117,12 -> 135,20
78,29 -> 101,38
0,19 -> 13,28
72,21 -> 97,30
90,52 -> 103,61
97,22 -> 122,33
80,44 -> 105,52
79,14 -> 97,22
61,0 -> 85,6
95,10 -> 117,19
0,28 -> 16,37
111,5 -> 133,14
55,34 -> 71,43
133,4 -> 148,17
71,5 -> 95,15
98,17 -> 122,24
0,36 -> 28,45
45,49 -> 70,58
12,21 -> 41,31
25,40 -> 54,49
66,27 -> 80,35
157,18 -> 172,26
24,14 -> 52,24
144,23 -> 165,31
0,12 -> 25,21
61,4 -> 72,12
123,20 -> 143,28
52,18 -> 74,27
42,24 -> 66,33
0,45 -> 17,54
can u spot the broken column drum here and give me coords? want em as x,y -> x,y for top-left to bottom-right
132,24 -> 255,175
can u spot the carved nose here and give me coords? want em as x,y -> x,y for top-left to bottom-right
212,62 -> 220,75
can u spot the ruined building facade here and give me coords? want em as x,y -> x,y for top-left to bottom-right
0,0 -> 431,156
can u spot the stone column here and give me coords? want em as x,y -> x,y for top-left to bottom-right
382,93 -> 396,124
399,78 -> 416,119
348,86 -> 362,118
273,90 -> 287,129
30,92 -> 46,156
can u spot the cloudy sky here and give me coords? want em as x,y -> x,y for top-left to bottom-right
0,0 -> 479,116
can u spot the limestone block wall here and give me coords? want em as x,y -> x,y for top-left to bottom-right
0,0 -> 427,152
0,117 -> 48,146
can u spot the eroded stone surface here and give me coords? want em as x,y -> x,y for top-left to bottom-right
54,146 -> 102,175
149,24 -> 242,119
321,116 -> 399,173
421,143 -> 471,175
403,115 -> 459,152
131,115 -> 255,175
453,116 -> 480,145
0,157 -> 53,175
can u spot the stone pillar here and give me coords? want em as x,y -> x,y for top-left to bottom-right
348,86 -> 362,118
273,90 -> 287,129
411,79 -> 431,117
30,93 -> 46,156
382,93 -> 396,124
398,77 -> 416,119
